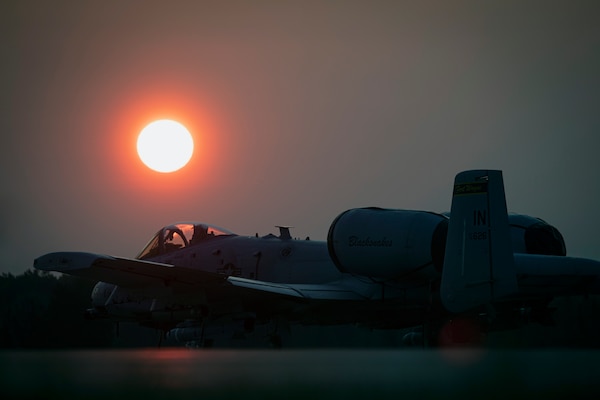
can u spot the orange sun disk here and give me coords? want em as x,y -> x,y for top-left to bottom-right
137,119 -> 194,173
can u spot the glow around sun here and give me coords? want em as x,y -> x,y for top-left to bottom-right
137,119 -> 194,173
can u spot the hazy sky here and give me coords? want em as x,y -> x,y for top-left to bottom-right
2,1 -> 599,275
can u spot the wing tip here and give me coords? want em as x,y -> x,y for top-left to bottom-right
33,251 -> 108,273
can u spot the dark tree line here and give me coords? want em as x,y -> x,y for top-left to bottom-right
0,270 -> 178,348
0,270 -> 115,348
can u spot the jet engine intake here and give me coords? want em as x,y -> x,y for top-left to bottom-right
327,208 -> 448,279
508,214 -> 566,256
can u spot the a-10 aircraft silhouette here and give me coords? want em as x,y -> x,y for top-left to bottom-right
34,170 -> 600,346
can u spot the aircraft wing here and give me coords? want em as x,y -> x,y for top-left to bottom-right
34,252 -> 226,288
226,277 -> 367,300
34,252 -> 367,300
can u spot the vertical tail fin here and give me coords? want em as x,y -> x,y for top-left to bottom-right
440,170 -> 517,313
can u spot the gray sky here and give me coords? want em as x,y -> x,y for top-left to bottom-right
2,0 -> 599,275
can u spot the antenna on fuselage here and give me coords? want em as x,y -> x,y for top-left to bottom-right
276,226 -> 293,240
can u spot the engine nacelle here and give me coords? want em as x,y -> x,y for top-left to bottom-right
508,214 -> 566,256
326,208 -> 567,280
327,208 -> 448,279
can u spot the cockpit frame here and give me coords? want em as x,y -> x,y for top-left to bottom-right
136,222 -> 235,260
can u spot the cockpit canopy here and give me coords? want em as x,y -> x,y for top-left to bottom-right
136,223 -> 235,260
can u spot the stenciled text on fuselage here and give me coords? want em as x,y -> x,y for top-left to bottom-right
348,236 -> 393,247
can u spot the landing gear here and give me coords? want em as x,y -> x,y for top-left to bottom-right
266,319 -> 289,348
269,333 -> 282,349
157,329 -> 166,348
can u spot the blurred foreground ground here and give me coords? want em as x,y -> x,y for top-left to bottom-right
1,349 -> 599,399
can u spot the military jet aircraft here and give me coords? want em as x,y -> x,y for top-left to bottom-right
34,170 -> 600,346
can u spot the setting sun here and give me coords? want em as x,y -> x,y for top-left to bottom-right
137,119 -> 194,173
